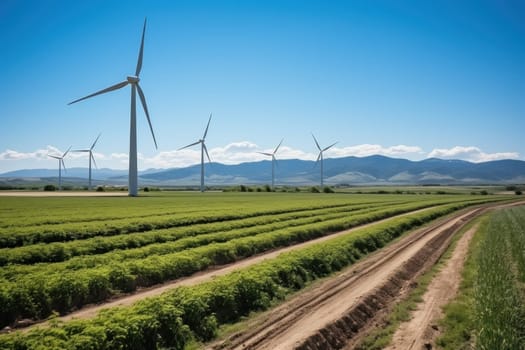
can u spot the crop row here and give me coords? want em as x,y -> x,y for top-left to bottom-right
0,197 -> 504,329
1,197 -> 497,270
0,202 -> 478,350
0,200 -> 404,265
473,207 -> 525,349
0,192 -> 398,229
0,197 -> 403,248
0,200 -> 434,281
0,200 -> 448,326
0,195 -> 490,250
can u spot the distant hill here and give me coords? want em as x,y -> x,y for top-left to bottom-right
0,168 -> 128,179
140,156 -> 525,185
2,156 -> 525,187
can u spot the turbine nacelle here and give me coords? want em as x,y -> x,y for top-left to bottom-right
127,76 -> 140,84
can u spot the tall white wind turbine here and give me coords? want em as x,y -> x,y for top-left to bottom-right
73,133 -> 101,191
312,134 -> 337,187
48,146 -> 71,191
68,18 -> 157,197
258,138 -> 283,190
179,114 -> 212,192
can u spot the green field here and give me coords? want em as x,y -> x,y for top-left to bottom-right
0,191 -> 513,349
437,205 -> 525,350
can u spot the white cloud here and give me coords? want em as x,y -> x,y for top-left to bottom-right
428,146 -> 519,163
276,146 -> 316,160
326,144 -> 424,158
210,141 -> 264,164
1,143 -> 522,173
139,141 -> 317,169
138,142 -> 425,169
110,153 -> 128,160
0,146 -> 63,161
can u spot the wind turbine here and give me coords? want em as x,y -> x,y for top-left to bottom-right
312,134 -> 337,187
48,147 -> 71,191
179,114 -> 212,192
73,133 -> 101,191
68,18 -> 157,197
258,138 -> 283,190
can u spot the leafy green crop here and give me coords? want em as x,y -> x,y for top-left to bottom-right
0,192 -> 510,339
0,201 -> 488,350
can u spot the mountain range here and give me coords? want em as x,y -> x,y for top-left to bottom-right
1,155 -> 525,187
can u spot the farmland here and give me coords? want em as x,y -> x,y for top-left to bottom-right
437,206 -> 525,350
0,192 -> 515,349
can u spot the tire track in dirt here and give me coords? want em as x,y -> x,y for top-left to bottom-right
383,224 -> 478,350
209,201 -> 524,350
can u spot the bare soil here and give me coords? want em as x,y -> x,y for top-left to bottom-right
208,202 -> 524,350
383,224 -> 478,350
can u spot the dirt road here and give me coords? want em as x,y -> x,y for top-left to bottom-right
208,204 -> 508,350
384,224 -> 478,350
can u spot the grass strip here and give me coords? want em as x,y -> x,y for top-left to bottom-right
437,206 -> 525,350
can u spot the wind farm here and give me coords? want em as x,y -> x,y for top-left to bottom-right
1,3 -> 524,350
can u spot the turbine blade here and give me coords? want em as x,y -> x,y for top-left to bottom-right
137,84 -> 158,149
203,113 -> 212,139
258,152 -> 273,157
203,143 -> 212,163
311,133 -> 321,151
91,153 -> 98,169
274,155 -> 279,168
49,155 -> 61,160
62,146 -> 72,158
68,81 -> 129,105
323,142 -> 338,152
72,149 -> 90,152
178,140 -> 201,151
274,138 -> 284,154
91,133 -> 102,150
136,18 -> 147,77
61,159 -> 67,172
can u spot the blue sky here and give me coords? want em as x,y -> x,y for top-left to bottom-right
1,0 -> 524,172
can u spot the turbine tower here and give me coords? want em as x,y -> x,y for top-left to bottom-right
312,134 -> 337,187
68,18 -> 157,197
48,146 -> 71,191
73,133 -> 101,191
179,114 -> 212,192
258,138 -> 283,190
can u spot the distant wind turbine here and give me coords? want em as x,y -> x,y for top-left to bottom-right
258,138 -> 284,190
312,134 -> 337,187
48,146 -> 71,191
179,114 -> 212,192
68,18 -> 157,197
73,133 -> 101,191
